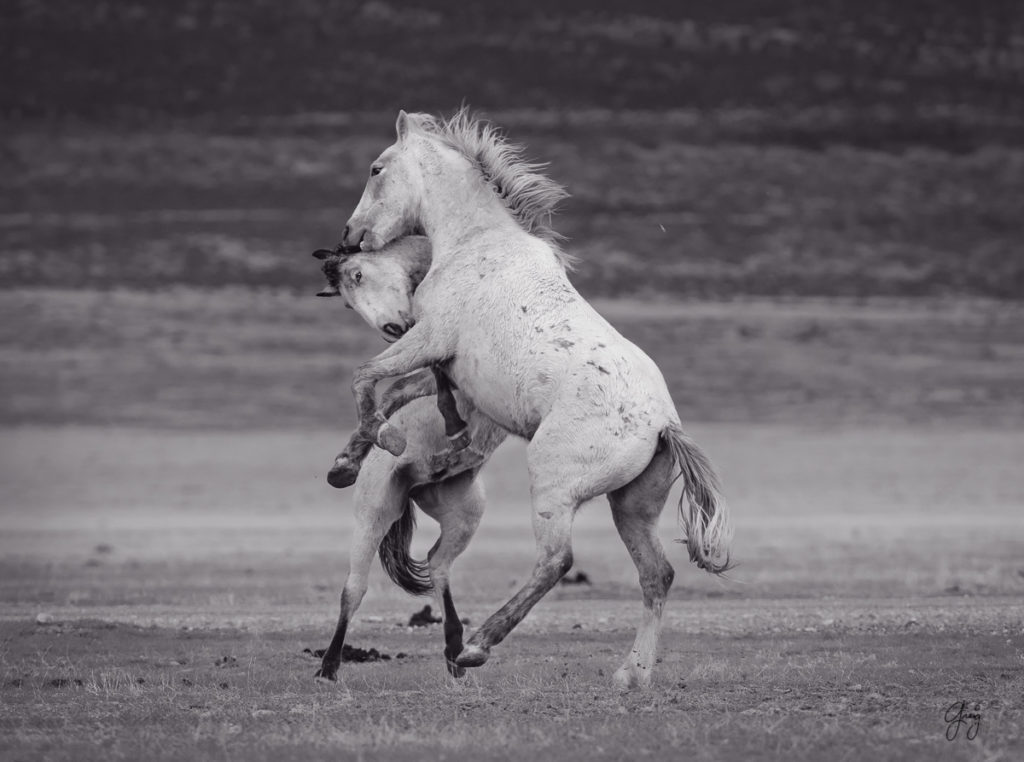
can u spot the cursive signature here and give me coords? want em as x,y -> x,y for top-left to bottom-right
944,700 -> 982,741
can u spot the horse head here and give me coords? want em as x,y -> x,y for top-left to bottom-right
317,236 -> 431,343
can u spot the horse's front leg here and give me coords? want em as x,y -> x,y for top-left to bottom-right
379,369 -> 437,419
327,430 -> 376,489
353,323 -> 451,459
328,363 -> 441,490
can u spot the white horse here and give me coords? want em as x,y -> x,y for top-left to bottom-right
336,109 -> 733,688
312,238 -> 507,680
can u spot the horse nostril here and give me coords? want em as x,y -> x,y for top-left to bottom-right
382,323 -> 405,339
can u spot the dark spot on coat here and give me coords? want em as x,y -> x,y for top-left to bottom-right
521,305 -> 528,313
552,338 -> 575,350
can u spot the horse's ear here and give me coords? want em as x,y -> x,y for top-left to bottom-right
311,249 -> 333,260
396,110 -> 409,142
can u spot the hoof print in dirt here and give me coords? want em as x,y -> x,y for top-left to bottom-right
408,605 -> 442,627
47,678 -> 82,688
560,570 -> 591,586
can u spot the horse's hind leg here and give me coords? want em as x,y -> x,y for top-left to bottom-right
317,455 -> 408,680
456,479 -> 580,669
411,470 -> 485,678
608,440 -> 675,689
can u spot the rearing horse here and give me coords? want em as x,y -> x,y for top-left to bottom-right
335,109 -> 733,688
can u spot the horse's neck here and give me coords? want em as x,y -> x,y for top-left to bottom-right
418,161 -> 520,263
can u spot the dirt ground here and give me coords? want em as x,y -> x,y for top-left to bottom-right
1,424 -> 1022,761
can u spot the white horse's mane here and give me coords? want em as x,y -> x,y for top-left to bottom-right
408,109 -> 574,269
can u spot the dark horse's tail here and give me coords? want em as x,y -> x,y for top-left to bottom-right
663,423 -> 734,575
378,497 -> 433,596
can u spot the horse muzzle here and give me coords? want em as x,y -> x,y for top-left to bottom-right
339,224 -> 366,254
380,313 -> 415,342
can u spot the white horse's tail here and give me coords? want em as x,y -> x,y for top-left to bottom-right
663,424 -> 734,575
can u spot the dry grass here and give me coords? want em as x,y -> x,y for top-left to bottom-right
1,617 -> 1021,762
1,421 -> 1023,759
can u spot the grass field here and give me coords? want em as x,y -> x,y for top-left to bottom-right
1,287 -> 1023,760
1,424 -> 1023,761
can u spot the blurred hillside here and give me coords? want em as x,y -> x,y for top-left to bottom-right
1,0 -> 1022,298
4,0 -> 1023,141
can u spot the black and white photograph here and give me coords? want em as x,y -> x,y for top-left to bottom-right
1,1 -> 1022,760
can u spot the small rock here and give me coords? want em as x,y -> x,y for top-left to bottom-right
408,605 -> 442,627
559,571 -> 591,586
35,613 -> 55,625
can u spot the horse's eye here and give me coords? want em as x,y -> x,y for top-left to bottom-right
370,165 -> 383,177
354,270 -> 362,284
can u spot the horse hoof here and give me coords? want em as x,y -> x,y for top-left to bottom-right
445,659 -> 466,678
448,429 -> 471,452
314,667 -> 338,682
454,644 -> 489,668
612,665 -> 649,690
327,457 -> 359,489
376,423 -> 407,456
